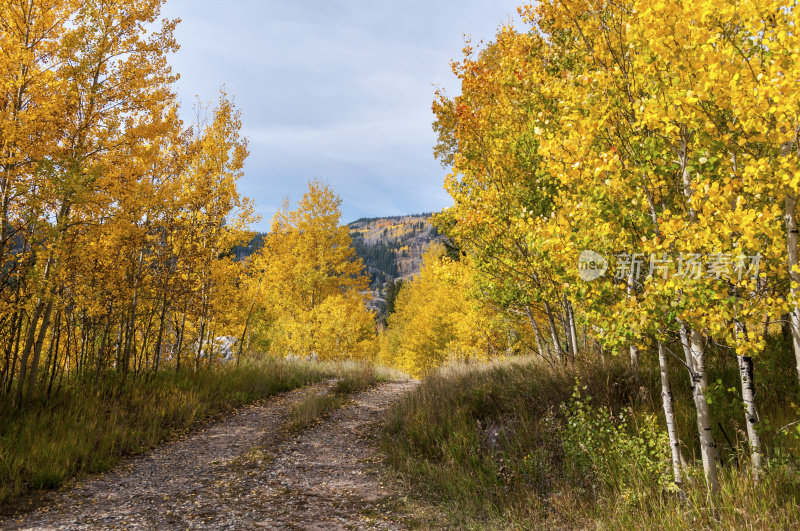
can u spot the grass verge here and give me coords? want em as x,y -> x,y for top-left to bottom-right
0,357 -> 328,510
285,363 -> 377,432
382,340 -> 800,529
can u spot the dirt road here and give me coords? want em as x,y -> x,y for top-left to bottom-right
1,381 -> 417,530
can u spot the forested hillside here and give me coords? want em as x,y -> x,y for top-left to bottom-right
348,215 -> 441,316
348,214 -> 439,280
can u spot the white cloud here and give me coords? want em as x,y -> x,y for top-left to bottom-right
159,0 -> 522,229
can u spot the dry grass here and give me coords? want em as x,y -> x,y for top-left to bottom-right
0,357 -> 329,510
285,363 -> 378,432
382,339 -> 800,529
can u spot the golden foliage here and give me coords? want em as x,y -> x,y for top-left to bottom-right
0,0 -> 255,402
245,181 -> 376,361
380,244 -> 513,378
432,0 -> 800,357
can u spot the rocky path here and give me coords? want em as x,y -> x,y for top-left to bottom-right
1,381 -> 418,530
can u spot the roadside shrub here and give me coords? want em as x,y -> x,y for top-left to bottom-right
561,384 -> 672,504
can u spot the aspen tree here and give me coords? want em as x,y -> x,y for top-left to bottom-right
247,181 -> 374,361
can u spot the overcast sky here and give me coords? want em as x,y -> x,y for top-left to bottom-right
159,0 -> 524,231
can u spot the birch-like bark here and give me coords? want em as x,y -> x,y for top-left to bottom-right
677,129 -> 718,492
582,324 -> 587,350
195,316 -> 206,371
567,298 -> 579,358
679,322 -> 693,370
526,305 -> 550,359
658,341 -> 684,488
562,296 -> 575,361
544,301 -> 564,362
784,195 -> 800,387
679,127 -> 698,224
629,345 -> 640,376
737,354 -> 762,476
534,333 -> 545,358
689,328 -> 720,493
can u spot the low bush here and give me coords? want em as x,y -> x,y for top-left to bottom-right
382,343 -> 800,529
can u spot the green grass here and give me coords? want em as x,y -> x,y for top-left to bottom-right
0,357 -> 329,510
382,338 -> 800,529
286,363 -> 377,432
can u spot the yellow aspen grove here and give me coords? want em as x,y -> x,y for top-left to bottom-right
432,30 -> 581,366
614,0 -> 790,483
0,0 -> 72,403
518,0 -> 795,490
380,243 -> 510,378
432,0 -> 800,494
0,0 -> 256,406
4,0 -> 182,403
3,0 -> 800,526
177,94 -> 253,369
245,180 -> 375,361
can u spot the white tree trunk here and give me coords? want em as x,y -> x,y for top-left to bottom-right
784,195 -> 800,387
544,301 -> 564,362
567,299 -> 579,358
676,132 -> 720,488
534,330 -> 546,358
689,328 -> 720,493
630,345 -> 640,376
561,295 -> 575,361
737,353 -> 763,477
526,306 -> 550,359
679,322 -> 693,370
658,341 -> 684,488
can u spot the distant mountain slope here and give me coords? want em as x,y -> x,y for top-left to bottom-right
348,213 -> 440,288
348,213 -> 442,318
231,233 -> 266,261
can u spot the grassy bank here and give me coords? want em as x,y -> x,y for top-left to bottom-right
0,358 -> 329,509
286,363 -> 378,432
382,340 -> 800,529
